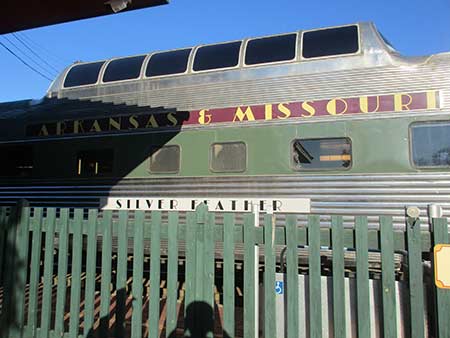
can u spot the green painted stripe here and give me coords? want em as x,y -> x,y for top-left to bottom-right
69,209 -> 84,338
11,204 -> 31,338
54,209 -> 70,336
185,211 -> 196,322
83,209 -> 98,338
99,210 -> 113,337
149,211 -> 162,338
222,213 -> 235,338
355,216 -> 370,338
380,215 -> 397,338
40,208 -> 56,338
286,214 -> 299,338
406,217 -> 425,338
308,215 -> 322,338
331,215 -> 346,338
166,212 -> 179,338
432,217 -> 450,338
243,214 -> 255,338
131,211 -> 144,338
27,208 -> 43,335
264,214 -> 276,338
115,210 -> 128,338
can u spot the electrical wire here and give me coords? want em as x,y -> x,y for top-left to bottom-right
17,32 -> 69,67
2,35 -> 56,78
0,40 -> 53,81
12,33 -> 61,74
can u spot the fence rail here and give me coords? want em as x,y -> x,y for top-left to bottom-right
0,203 -> 448,337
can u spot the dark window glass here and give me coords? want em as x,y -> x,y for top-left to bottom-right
411,122 -> 450,168
0,146 -> 33,177
245,34 -> 297,65
64,62 -> 104,87
210,142 -> 246,172
103,56 -> 145,82
292,138 -> 351,170
302,25 -> 359,59
146,49 -> 191,77
193,42 -> 241,71
77,149 -> 113,176
149,145 -> 180,173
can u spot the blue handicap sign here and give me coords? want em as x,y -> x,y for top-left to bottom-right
275,281 -> 284,295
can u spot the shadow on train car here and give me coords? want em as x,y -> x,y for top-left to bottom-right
0,97 -> 190,209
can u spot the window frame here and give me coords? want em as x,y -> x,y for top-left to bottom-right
144,48 -> 193,79
101,54 -> 147,84
148,144 -> 181,174
192,40 -> 243,74
0,144 -> 34,178
243,32 -> 299,67
209,141 -> 247,173
409,120 -> 450,170
63,61 -> 106,89
300,24 -> 361,61
290,137 -> 353,172
75,148 -> 115,177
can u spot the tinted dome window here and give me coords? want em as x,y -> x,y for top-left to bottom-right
103,56 -> 146,82
302,25 -> 359,59
193,41 -> 241,71
64,62 -> 104,87
245,34 -> 297,65
146,49 -> 191,77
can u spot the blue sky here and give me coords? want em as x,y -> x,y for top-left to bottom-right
0,0 -> 449,102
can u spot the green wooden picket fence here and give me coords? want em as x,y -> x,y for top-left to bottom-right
0,203 -> 449,338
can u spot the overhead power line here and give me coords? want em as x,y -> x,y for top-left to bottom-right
17,32 -> 69,67
0,40 -> 53,81
3,35 -> 57,78
12,33 -> 60,74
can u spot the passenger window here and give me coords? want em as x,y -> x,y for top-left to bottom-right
410,122 -> 450,168
146,49 -> 191,77
245,34 -> 297,65
149,145 -> 180,173
77,149 -> 113,176
0,146 -> 33,177
292,138 -> 351,170
193,42 -> 241,71
103,55 -> 146,82
302,25 -> 359,59
210,142 -> 246,172
64,62 -> 105,87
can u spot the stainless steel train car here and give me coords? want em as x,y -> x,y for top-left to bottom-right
0,22 -> 449,228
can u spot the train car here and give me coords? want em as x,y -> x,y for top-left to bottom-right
0,22 -> 449,228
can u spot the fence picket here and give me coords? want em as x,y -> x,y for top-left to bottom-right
99,210 -> 113,337
243,213 -> 255,338
264,214 -> 276,338
203,211 -> 215,319
406,217 -> 425,338
308,215 -> 321,338
355,216 -> 370,338
432,217 -> 450,338
54,209 -> 70,336
286,214 -> 299,338
10,203 -> 31,338
131,211 -> 145,338
331,215 -> 346,338
149,211 -> 162,338
27,208 -> 43,336
69,209 -> 84,338
223,213 -> 235,338
40,208 -> 56,338
84,209 -> 98,338
0,207 -> 7,285
185,211 -> 196,324
380,215 -> 397,338
115,210 -> 129,338
166,212 -> 179,338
